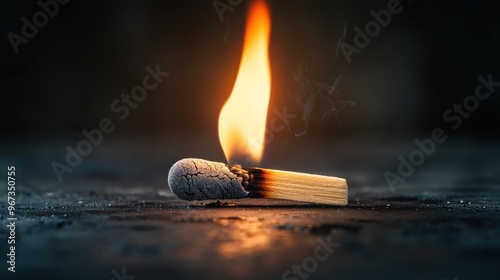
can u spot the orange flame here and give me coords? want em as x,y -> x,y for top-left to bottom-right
218,0 -> 271,165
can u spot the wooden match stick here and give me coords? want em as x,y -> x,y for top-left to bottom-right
168,158 -> 347,206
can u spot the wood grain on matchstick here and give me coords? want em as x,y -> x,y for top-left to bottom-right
168,158 -> 348,206
246,168 -> 347,205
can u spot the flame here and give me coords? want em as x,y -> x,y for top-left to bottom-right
218,0 -> 271,165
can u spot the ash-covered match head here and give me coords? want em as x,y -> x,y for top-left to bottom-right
167,158 -> 249,201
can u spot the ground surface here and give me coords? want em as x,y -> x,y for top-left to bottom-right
0,136 -> 499,280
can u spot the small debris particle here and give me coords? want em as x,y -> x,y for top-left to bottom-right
206,200 -> 237,208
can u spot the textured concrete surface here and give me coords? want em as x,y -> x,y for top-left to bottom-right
0,136 -> 499,280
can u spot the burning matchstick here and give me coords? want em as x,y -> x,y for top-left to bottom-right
168,158 -> 348,206
167,0 -> 348,206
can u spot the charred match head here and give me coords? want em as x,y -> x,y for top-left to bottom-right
168,158 -> 348,206
167,158 -> 248,200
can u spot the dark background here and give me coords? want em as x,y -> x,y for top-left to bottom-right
1,0 -> 499,179
2,0 -> 499,132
